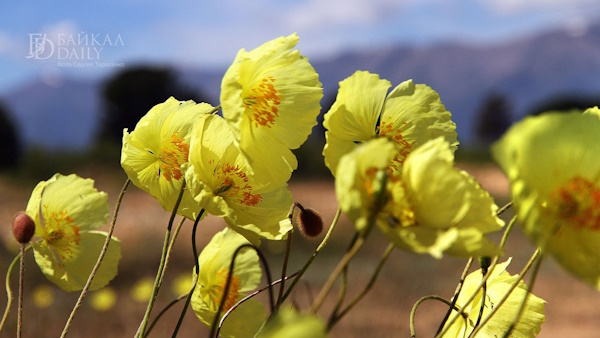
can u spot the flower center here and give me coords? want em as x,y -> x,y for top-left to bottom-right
158,133 -> 189,182
551,175 -> 600,231
378,120 -> 414,173
212,161 -> 262,206
41,206 -> 80,262
212,269 -> 241,312
243,76 -> 282,128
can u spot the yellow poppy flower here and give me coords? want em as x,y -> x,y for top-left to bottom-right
184,114 -> 293,244
191,228 -> 265,338
337,138 -> 503,258
324,70 -> 458,177
255,307 -> 327,338
442,259 -> 545,337
25,174 -> 121,292
221,33 -> 323,187
492,111 -> 600,289
121,97 -> 212,220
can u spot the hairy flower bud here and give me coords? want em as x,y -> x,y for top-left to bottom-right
12,213 -> 35,244
295,206 -> 323,238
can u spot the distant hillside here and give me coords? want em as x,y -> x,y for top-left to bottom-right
2,22 -> 600,150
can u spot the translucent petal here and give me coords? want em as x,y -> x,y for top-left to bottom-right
255,306 -> 327,338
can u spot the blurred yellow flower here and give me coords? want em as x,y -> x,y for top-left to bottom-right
442,259 -> 545,337
172,273 -> 194,296
184,114 -> 293,244
190,228 -> 266,338
131,276 -> 155,303
25,174 -> 121,292
221,33 -> 323,188
121,97 -> 212,220
89,287 -> 118,312
324,70 -> 457,177
493,112 -> 600,289
32,285 -> 55,309
337,138 -> 503,258
255,307 -> 327,338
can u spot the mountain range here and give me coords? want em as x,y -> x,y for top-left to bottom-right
2,22 -> 600,150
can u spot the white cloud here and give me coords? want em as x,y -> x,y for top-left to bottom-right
480,0 -> 600,14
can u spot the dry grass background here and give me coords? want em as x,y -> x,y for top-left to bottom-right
1,162 -> 599,337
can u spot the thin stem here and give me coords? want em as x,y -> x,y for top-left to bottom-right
329,243 -> 394,329
410,295 -> 466,338
17,245 -> 25,338
212,244 -> 274,338
0,248 -> 29,334
435,257 -> 473,335
502,253 -> 544,338
468,274 -> 487,338
158,217 -> 187,289
500,215 -> 517,249
328,233 -> 359,326
469,248 -> 542,337
145,294 -> 187,337
170,209 -> 205,337
281,208 -> 341,303
310,234 -> 366,313
135,180 -> 187,338
496,201 -> 513,216
276,232 -> 292,308
218,271 -> 299,332
60,179 -> 130,338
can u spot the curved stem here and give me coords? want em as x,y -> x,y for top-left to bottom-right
17,245 -> 25,338
135,180 -> 187,338
61,179 -> 130,338
143,293 -> 187,337
212,244 -> 274,338
327,233 -> 359,326
218,271 -> 299,332
275,232 -> 292,309
434,257 -> 473,335
0,248 -> 30,334
410,295 -> 466,338
468,274 -> 487,338
310,234 -> 366,313
329,243 -> 394,329
469,248 -> 542,337
170,209 -> 205,337
158,217 -> 186,288
280,208 -> 341,303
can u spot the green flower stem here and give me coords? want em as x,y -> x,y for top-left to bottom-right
0,248 -> 29,334
468,248 -> 542,338
310,233 -> 366,313
275,231 -> 292,309
328,233 -> 359,325
17,245 -> 25,338
145,293 -> 187,337
158,217 -> 187,288
170,209 -> 205,337
469,275 -> 487,338
135,180 -> 186,338
218,271 -> 299,333
434,257 -> 474,335
501,252 -> 544,338
212,244 -> 274,338
280,208 -> 341,303
329,242 -> 395,329
410,295 -> 466,338
496,201 -> 513,216
499,215 -> 517,249
60,178 -> 130,338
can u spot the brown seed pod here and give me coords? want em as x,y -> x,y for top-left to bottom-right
12,213 -> 36,244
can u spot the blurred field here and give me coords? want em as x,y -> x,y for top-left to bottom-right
1,162 -> 600,337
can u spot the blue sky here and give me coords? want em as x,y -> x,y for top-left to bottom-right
1,0 -> 599,92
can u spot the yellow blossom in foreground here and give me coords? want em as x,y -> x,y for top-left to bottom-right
255,307 -> 328,338
442,259 -> 545,337
324,70 -> 457,177
121,97 -> 212,220
336,138 -> 503,258
190,228 -> 265,338
26,174 -> 121,292
492,112 -> 600,289
184,114 -> 293,244
221,33 -> 323,187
